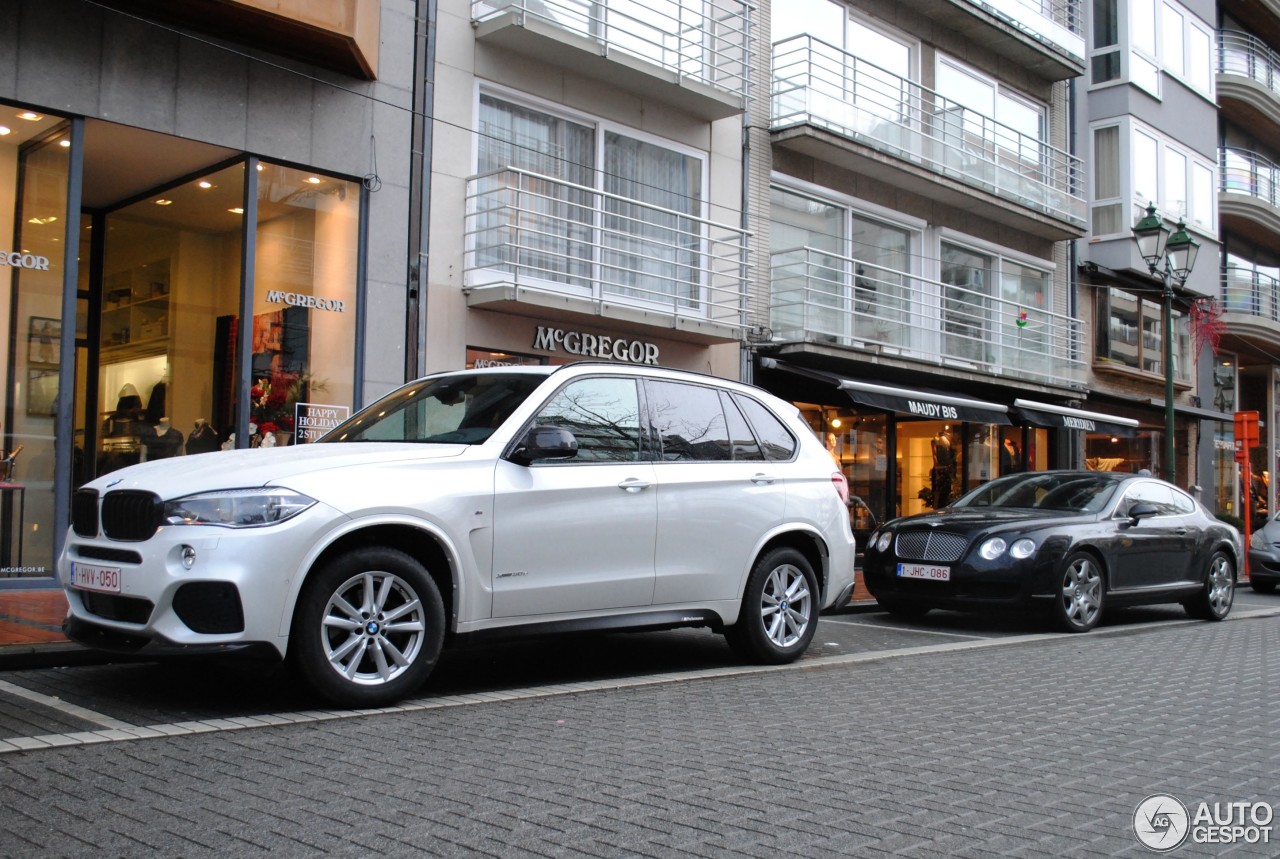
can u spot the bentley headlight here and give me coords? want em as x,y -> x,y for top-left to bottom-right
164,488 -> 316,528
875,530 -> 893,553
1009,538 -> 1037,559
978,537 -> 1007,560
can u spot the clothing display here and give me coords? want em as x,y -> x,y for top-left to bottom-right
186,419 -> 221,455
141,418 -> 184,460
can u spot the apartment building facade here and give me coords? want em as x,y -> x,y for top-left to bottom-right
1217,0 -> 1280,524
743,0 -> 1122,548
1074,0 -> 1230,512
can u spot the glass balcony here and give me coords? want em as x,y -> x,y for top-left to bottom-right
1221,147 -> 1280,208
961,0 -> 1084,64
770,246 -> 1086,390
1222,267 -> 1280,325
1218,30 -> 1280,96
465,168 -> 749,341
471,0 -> 750,119
770,36 -> 1086,234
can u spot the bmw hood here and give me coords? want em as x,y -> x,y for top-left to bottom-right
84,443 -> 469,497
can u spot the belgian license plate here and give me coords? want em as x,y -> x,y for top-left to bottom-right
897,563 -> 950,582
72,562 -> 121,594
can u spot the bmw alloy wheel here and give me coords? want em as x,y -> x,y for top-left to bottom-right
761,563 -> 813,648
321,570 -> 426,684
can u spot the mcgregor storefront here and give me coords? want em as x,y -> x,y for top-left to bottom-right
0,107 -> 368,585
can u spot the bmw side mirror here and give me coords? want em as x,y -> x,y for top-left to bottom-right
1127,501 -> 1159,526
510,425 -> 578,465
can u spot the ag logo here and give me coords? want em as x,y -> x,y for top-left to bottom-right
1134,794 -> 1190,851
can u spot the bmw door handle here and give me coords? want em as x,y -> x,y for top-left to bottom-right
750,473 -> 777,485
618,477 -> 651,493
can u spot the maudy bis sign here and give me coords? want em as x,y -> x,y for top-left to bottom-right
533,326 -> 660,364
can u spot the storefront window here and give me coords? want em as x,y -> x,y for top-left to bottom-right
96,163 -> 245,474
2,117 -> 70,576
251,163 -> 359,446
1084,430 -> 1158,473
897,420 -> 964,517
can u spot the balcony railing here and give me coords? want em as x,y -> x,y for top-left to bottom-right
1222,267 -> 1280,324
770,35 -> 1086,228
471,0 -> 751,98
771,246 -> 1086,390
465,167 -> 749,330
1218,30 -> 1280,96
1221,147 -> 1280,208
965,0 -> 1084,61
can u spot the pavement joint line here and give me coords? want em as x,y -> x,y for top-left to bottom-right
0,676 -> 135,730
820,617 -> 990,639
0,606 -> 1276,756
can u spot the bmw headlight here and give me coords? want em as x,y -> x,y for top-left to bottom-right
978,537 -> 1007,560
164,488 -> 316,528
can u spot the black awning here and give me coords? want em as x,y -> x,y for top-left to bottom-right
760,360 -> 1011,424
1013,399 -> 1140,436
838,379 -> 1012,424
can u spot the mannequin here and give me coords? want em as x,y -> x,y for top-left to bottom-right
186,419 -> 221,455
930,428 -> 955,508
141,416 -> 184,460
1001,437 -> 1021,474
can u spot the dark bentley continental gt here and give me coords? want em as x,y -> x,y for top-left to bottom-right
863,471 -> 1240,632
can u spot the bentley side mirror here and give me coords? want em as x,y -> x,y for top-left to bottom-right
1127,501 -> 1160,526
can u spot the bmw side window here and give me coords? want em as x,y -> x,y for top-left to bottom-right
733,394 -> 797,461
646,380 -> 733,462
720,391 -> 764,461
531,378 -> 642,462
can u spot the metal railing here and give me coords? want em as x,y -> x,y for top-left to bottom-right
471,0 -> 751,97
965,0 -> 1084,59
770,246 -> 1086,389
1218,30 -> 1280,96
465,167 -> 749,327
770,36 -> 1086,227
1221,147 -> 1280,209
1222,267 -> 1280,324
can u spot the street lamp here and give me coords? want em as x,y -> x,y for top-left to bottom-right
1131,203 -> 1200,483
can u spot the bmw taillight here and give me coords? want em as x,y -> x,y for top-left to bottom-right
831,471 -> 849,506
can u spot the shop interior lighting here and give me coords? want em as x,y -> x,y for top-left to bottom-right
198,180 -> 214,189
0,126 -> 10,136
228,207 -> 244,214
306,176 -> 321,184
27,216 -> 58,226
16,112 -> 42,121
154,199 -> 173,206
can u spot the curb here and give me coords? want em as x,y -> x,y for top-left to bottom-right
0,642 -> 111,672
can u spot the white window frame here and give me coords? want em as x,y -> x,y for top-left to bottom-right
1087,0 -> 1215,102
1087,117 -> 1218,240
472,83 -> 712,308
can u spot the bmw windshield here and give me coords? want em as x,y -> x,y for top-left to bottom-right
320,372 -> 548,444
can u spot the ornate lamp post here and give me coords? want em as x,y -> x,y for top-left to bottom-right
1131,203 -> 1200,483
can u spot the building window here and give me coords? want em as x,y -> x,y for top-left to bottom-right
1095,286 -> 1190,381
474,92 -> 706,309
1092,124 -> 1122,235
1096,118 -> 1217,236
1091,0 -> 1121,83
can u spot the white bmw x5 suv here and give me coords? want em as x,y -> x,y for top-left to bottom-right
61,363 -> 856,707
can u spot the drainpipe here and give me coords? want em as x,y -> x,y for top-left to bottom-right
406,0 -> 438,382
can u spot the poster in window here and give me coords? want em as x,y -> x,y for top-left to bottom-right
27,368 -> 59,416
28,317 -> 60,365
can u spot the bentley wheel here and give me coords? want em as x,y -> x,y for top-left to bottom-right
291,547 -> 445,708
724,547 -> 819,664
1053,551 -> 1104,633
1183,550 -> 1234,621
